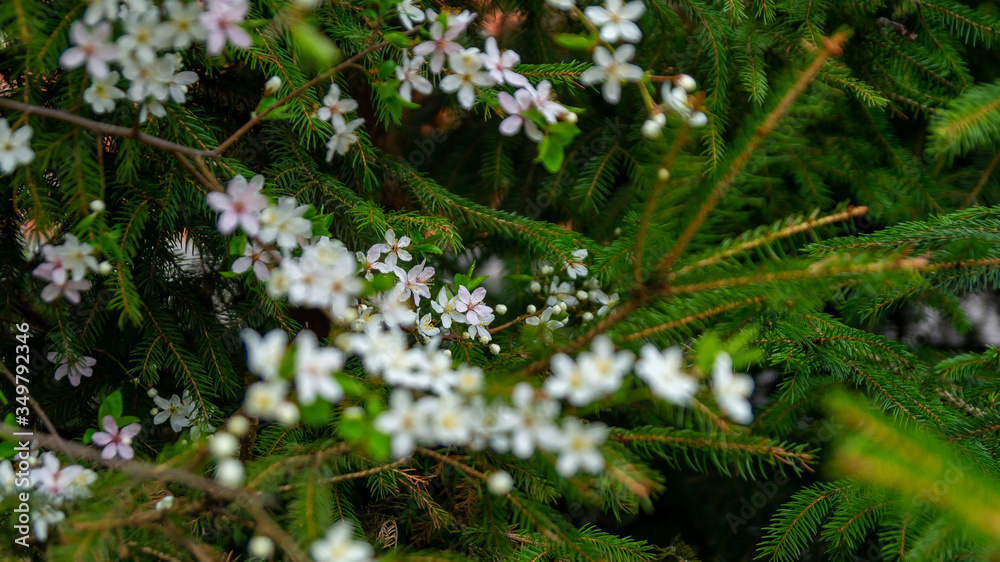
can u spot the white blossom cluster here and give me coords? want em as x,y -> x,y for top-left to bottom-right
0,117 -> 35,174
32,234 -> 101,304
58,0 -> 251,120
0,452 -> 97,542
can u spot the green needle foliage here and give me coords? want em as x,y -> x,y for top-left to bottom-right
0,0 -> 999,560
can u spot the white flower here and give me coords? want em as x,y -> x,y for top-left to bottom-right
357,246 -> 382,280
580,45 -> 644,104
498,87 -> 543,142
711,352 -> 754,424
577,335 -> 633,395
325,117 -> 365,160
0,118 -> 34,174
83,71 -> 126,114
377,229 -> 412,267
293,331 -> 344,405
40,279 -> 93,304
232,242 -> 276,280
316,84 -> 359,128
454,364 -> 484,394
455,285 -> 492,325
430,287 -> 465,328
258,197 -> 312,249
417,313 -> 441,339
546,278 -> 578,308
48,352 -> 96,386
412,10 -> 471,73
373,285 -> 417,328
241,328 -> 288,380
564,248 -> 588,279
158,0 -> 208,49
199,0 -> 252,56
545,353 -> 601,406
396,0 -> 425,30
545,0 -> 575,11
555,419 -> 607,477
117,9 -> 167,64
528,81 -> 570,123
661,83 -> 708,127
398,259 -> 435,306
310,521 -> 374,562
508,382 -> 562,458
244,380 -> 290,419
635,345 -> 698,406
60,22 -> 119,78
206,174 -> 269,236
82,0 -> 120,25
422,392 -> 474,444
525,306 -> 565,330
482,36 -> 529,87
440,48 -> 494,110
596,291 -> 619,316
584,0 -> 645,44
395,53 -> 433,102
153,394 -> 195,432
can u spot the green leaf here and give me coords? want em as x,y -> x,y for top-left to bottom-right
98,391 -> 123,422
384,32 -> 413,49
83,428 -> 97,445
553,33 -> 597,50
229,235 -> 247,256
299,399 -> 331,427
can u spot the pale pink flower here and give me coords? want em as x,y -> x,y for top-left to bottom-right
199,0 -> 252,56
482,37 -> 529,87
396,53 -> 433,102
498,87 -> 543,142
48,352 -> 96,386
232,242 -> 275,280
206,175 -> 269,235
316,84 -> 358,128
92,415 -> 142,460
412,10 -> 470,73
455,286 -> 492,324
397,260 -> 434,306
40,279 -> 92,304
60,22 -> 119,79
377,229 -> 412,267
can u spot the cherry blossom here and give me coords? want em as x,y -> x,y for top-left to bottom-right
635,345 -> 698,406
430,287 -> 465,328
117,9 -> 167,64
206,174 -> 269,236
377,228 -> 412,267
48,353 -> 97,386
40,279 -> 93,304
577,335 -> 633,394
199,0 -> 251,56
92,415 -> 142,460
60,22 -> 119,79
395,53 -> 433,102
545,353 -> 600,406
397,259 -> 434,306
294,331 -> 344,405
528,81 -> 571,123
232,242 -> 276,280
396,0 -> 425,30
455,285 -> 492,324
83,71 -> 126,114
375,389 -> 426,458
325,117 -> 365,160
662,82 -> 708,127
417,313 -> 441,339
316,84 -> 359,128
82,0 -> 120,25
711,352 -> 755,424
153,393 -> 196,432
498,88 -> 544,142
412,11 -> 468,73
241,328 -> 288,380
584,0 -> 646,44
258,197 -> 312,249
0,119 -> 34,174
310,521 -> 374,562
564,248 -> 588,279
356,246 -> 381,280
440,48 -> 494,110
580,45 -> 644,104
555,419 -> 607,477
508,382 -> 562,458
158,0 -> 209,49
482,36 -> 529,87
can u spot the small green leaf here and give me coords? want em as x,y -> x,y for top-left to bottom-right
229,235 -> 247,256
553,33 -> 597,50
83,428 -> 97,445
98,391 -> 123,422
299,399 -> 331,427
384,32 -> 413,49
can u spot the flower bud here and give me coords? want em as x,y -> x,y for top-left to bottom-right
582,312 -> 594,322
576,290 -> 588,301
489,343 -> 500,355
653,112 -> 667,127
526,304 -> 537,314
540,265 -> 554,276
249,536 -> 274,558
688,111 -> 708,128
479,336 -> 490,345
150,408 -> 159,415
147,388 -> 158,398
487,470 -> 514,495
658,168 -> 670,181
210,432 -> 239,458
122,436 -> 133,445
529,281 -> 541,293
614,228 -> 622,236
641,119 -> 662,139
215,458 -> 245,487
264,76 -> 282,95
89,200 -> 105,212
155,495 -> 175,510
558,302 -> 568,312
443,349 -> 452,357
564,112 -> 578,124
343,406 -> 364,420
341,308 -> 358,323
228,415 -> 250,437
495,304 -> 507,315
98,261 -> 113,275
677,73 -> 697,93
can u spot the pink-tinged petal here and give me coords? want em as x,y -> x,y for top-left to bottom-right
41,284 -> 62,303
206,32 -> 225,55
101,415 -> 118,433
217,212 -> 238,234
412,41 -> 435,56
232,257 -> 252,274
580,67 -> 606,85
117,442 -> 134,459
497,92 -> 519,114
240,214 -> 260,236
472,287 -> 487,302
226,26 -> 252,49
253,261 -> 270,280
524,121 -> 544,143
69,372 -> 82,386
92,432 -> 113,446
504,71 -> 530,88
457,84 -> 475,109
101,444 -> 118,459
60,48 -> 86,69
119,423 -> 142,439
206,191 -> 230,212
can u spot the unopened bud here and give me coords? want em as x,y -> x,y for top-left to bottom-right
479,336 -> 490,345
215,458 -> 245,487
275,402 -> 299,426
98,261 -> 113,275
529,281 -> 541,293
688,111 -> 708,128
495,304 -> 507,315
540,265 -> 554,276
582,312 -> 594,322
89,200 -> 105,212
575,290 -> 588,301
564,111 -> 578,124
210,432 -> 239,458
641,119 -> 662,139
653,112 -> 667,127
526,304 -> 537,314
228,415 -> 250,437
249,536 -> 274,558
489,343 -> 500,355
676,73 -> 697,93
147,388 -> 158,398
487,470 -> 514,495
264,76 -> 282,95
150,408 -> 159,415
657,168 -> 670,181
